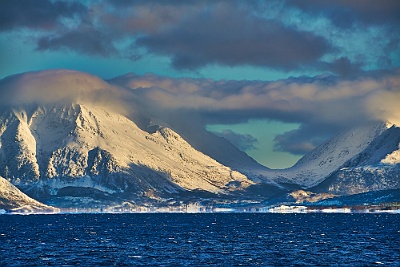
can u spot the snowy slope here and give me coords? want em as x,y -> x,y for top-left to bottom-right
0,103 -> 255,199
108,72 -> 400,196
259,122 -> 400,189
256,122 -> 400,197
1,69 -> 398,206
108,74 -> 274,183
343,123 -> 400,167
161,120 -> 273,183
0,70 -> 256,204
0,176 -> 59,213
313,123 -> 400,195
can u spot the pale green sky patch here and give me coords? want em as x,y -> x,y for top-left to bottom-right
207,120 -> 302,169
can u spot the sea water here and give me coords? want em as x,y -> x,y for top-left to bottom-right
0,213 -> 399,266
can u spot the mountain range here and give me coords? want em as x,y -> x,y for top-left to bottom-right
0,70 -> 399,212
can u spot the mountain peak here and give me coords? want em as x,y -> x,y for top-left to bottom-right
385,121 -> 398,129
263,121 -> 399,189
0,101 -> 255,206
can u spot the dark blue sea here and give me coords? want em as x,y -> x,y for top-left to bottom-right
0,213 -> 399,266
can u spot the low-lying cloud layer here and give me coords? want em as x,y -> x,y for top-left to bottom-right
111,69 -> 400,155
1,69 -> 399,156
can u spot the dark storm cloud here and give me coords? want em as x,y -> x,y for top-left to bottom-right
36,27 -> 118,57
287,0 -> 400,28
136,5 -> 332,70
0,0 -> 86,31
273,124 -> 331,155
1,0 -> 398,75
324,57 -> 363,78
210,130 -> 258,152
0,0 -> 334,71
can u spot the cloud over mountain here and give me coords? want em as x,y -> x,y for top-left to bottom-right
0,70 -> 132,116
111,69 -> 400,155
1,67 -> 398,157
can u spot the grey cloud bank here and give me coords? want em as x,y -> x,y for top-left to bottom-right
135,4 -> 331,70
2,0 -> 398,76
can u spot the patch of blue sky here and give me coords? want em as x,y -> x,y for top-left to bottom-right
206,119 -> 302,169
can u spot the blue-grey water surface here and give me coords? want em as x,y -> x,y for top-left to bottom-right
0,213 -> 399,266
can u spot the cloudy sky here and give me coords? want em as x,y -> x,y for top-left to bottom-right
1,0 -> 399,168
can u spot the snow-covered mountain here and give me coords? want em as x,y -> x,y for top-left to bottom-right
261,122 -> 400,195
0,70 -> 257,207
108,74 -> 273,182
0,69 -> 398,210
0,176 -> 59,213
313,123 -> 400,195
0,103 -> 257,200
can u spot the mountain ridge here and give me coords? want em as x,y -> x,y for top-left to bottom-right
0,69 -> 399,210
0,101 -> 257,207
257,122 -> 399,189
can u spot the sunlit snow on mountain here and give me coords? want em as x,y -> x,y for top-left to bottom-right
0,70 -> 399,212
